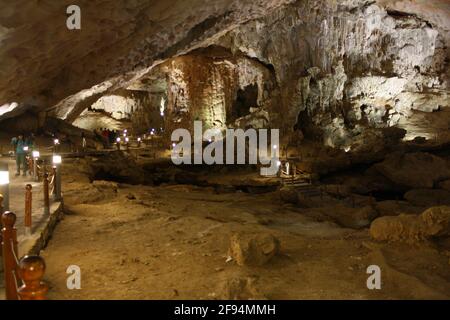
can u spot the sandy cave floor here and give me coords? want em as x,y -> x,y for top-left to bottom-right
39,157 -> 450,300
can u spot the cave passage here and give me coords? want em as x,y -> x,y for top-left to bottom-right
0,0 -> 449,304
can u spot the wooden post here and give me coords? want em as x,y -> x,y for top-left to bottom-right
28,157 -> 33,175
2,211 -> 19,300
25,184 -> 32,236
18,255 -> 48,300
43,172 -> 50,215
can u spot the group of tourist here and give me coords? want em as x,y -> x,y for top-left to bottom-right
10,134 -> 36,176
93,128 -> 120,148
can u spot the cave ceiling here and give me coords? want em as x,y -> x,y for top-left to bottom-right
0,0 -> 449,136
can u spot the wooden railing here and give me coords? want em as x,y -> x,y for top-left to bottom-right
24,184 -> 32,236
280,161 -> 313,185
1,211 -> 48,300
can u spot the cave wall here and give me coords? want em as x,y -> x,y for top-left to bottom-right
214,0 -> 450,147
72,90 -> 164,133
1,0 -> 448,150
164,48 -> 278,135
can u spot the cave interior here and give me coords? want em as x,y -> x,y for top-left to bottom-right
0,0 -> 449,300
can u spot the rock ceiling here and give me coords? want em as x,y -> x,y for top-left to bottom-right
0,0 -> 449,144
0,0 -> 291,109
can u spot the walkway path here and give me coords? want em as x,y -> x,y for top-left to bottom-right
3,158 -> 49,238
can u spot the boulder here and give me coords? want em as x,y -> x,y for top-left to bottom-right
373,152 -> 450,189
92,180 -> 119,192
220,275 -> 264,300
323,184 -> 352,197
374,200 -> 423,216
228,232 -> 280,267
404,189 -> 450,207
421,206 -> 450,237
370,206 -> 450,242
278,187 -> 298,204
320,205 -> 378,229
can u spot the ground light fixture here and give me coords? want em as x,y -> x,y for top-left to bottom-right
0,162 -> 10,211
33,151 -> 40,181
116,137 -> 121,151
52,155 -> 62,201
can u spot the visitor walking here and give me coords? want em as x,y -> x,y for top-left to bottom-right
11,134 -> 28,176
25,133 -> 36,150
81,132 -> 87,151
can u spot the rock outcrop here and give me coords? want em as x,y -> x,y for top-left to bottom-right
370,206 -> 450,242
228,232 -> 280,267
373,152 -> 450,189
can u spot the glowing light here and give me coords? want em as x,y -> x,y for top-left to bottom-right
172,143 -> 176,148
125,137 -> 129,142
23,146 -> 29,151
344,147 -> 351,153
52,155 -> 62,165
32,151 -> 40,158
273,145 -> 278,150
54,139 -> 60,145
116,137 -> 121,143
137,137 -> 142,142
277,161 -> 281,167
0,170 -> 9,185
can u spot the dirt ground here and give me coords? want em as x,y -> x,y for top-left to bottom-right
40,156 -> 450,300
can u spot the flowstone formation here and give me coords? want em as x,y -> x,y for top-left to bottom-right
213,0 -> 449,147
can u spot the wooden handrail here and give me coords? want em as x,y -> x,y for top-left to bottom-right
24,184 -> 32,236
2,212 -> 48,300
17,255 -> 48,300
2,211 -> 19,300
27,157 -> 33,175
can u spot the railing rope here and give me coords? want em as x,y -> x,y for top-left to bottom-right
50,167 -> 57,196
25,184 -> 32,236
